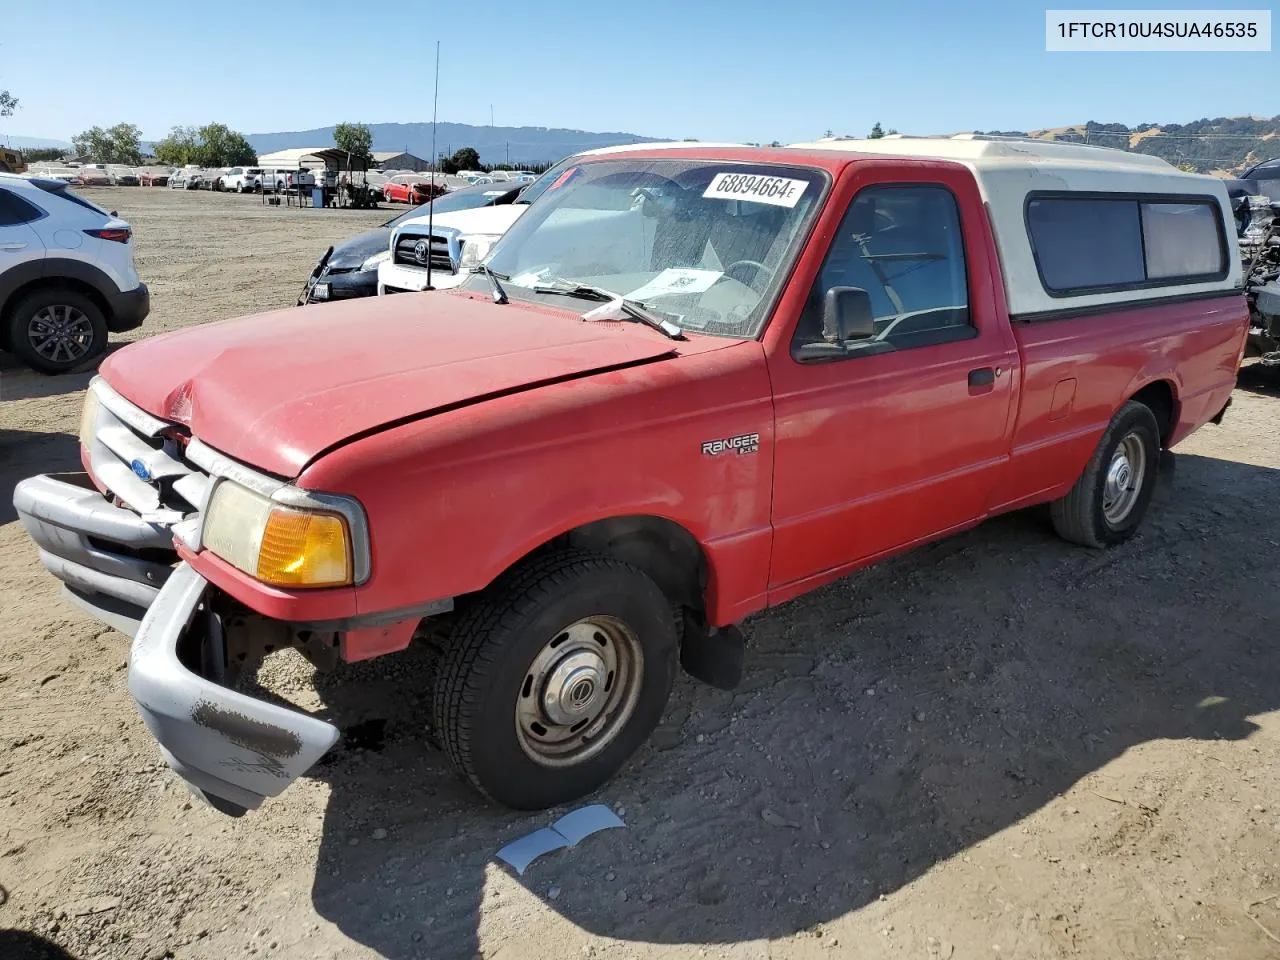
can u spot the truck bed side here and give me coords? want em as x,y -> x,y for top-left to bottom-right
992,292 -> 1248,512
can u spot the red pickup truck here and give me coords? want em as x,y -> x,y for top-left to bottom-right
14,138 -> 1248,816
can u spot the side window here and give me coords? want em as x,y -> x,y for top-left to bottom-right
1141,201 -> 1226,279
1025,199 -> 1144,291
1026,194 -> 1226,295
792,184 -> 973,359
0,189 -> 45,226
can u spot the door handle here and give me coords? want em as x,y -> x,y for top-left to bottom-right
0,242 -> 26,251
968,367 -> 995,387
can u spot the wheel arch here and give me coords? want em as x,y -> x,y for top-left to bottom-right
495,514 -> 712,622
1125,378 -> 1179,447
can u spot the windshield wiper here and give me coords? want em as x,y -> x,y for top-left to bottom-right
471,263 -> 509,304
531,279 -> 685,340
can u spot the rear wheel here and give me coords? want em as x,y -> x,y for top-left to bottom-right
8,288 -> 107,375
433,550 -> 678,809
1050,400 -> 1161,548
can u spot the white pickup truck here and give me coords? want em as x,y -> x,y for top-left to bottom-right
377,142 -> 742,294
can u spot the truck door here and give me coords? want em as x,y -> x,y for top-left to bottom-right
766,167 -> 1018,589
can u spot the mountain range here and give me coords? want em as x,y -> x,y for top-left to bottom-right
6,115 -> 1279,174
973,115 -> 1280,174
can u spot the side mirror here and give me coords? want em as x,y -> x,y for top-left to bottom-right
822,286 -> 875,342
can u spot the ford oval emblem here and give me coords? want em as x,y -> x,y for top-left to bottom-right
130,458 -> 152,482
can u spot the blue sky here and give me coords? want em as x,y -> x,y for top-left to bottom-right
1,0 -> 1275,144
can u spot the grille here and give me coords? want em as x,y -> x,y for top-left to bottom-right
84,382 -> 212,538
392,231 -> 457,272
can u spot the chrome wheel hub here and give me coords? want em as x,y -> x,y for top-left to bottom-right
542,650 -> 606,725
1102,432 -> 1146,525
515,616 -> 644,768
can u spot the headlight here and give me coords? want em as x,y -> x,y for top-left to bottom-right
202,480 -> 354,588
361,250 -> 390,272
457,234 -> 502,270
79,386 -> 102,448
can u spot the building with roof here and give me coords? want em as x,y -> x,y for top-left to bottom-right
256,147 -> 431,173
255,147 -> 340,171
372,150 -> 429,172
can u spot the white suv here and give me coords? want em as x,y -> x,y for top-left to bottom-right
223,167 -> 264,193
0,173 -> 149,374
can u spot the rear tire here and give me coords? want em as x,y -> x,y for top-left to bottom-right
1050,400 -> 1161,548
8,288 -> 108,375
433,550 -> 678,810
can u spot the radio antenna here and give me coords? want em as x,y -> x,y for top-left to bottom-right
426,39 -> 441,292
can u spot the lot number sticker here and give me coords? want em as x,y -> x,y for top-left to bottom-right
703,172 -> 808,208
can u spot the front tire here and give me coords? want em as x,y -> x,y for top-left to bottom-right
433,550 -> 678,809
1050,400 -> 1161,548
7,288 -> 108,375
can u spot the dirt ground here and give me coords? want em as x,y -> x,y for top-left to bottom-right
2,186 -> 1279,960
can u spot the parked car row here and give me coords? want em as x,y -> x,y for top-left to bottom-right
298,179 -> 533,304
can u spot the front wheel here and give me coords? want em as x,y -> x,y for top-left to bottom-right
432,551 -> 678,809
1050,400 -> 1162,548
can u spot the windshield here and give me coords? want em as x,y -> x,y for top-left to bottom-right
513,159 -> 577,205
474,159 -> 827,338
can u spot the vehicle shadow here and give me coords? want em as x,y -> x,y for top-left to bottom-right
0,929 -> 83,960
0,343 -> 125,402
297,451 -> 1275,957
0,430 -> 81,525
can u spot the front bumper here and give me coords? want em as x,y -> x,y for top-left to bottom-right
14,471 -> 340,813
300,267 -> 378,305
14,472 -> 173,636
129,562 -> 340,814
377,260 -> 467,294
105,283 -> 150,332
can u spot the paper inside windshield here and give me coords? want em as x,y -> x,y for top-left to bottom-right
626,268 -> 722,302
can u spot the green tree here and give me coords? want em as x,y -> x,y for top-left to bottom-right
868,122 -> 886,139
333,122 -> 373,170
153,125 -> 200,166
21,147 -> 63,163
440,146 -> 481,175
153,123 -> 255,167
0,90 -> 16,118
71,122 -> 143,164
195,123 -> 255,167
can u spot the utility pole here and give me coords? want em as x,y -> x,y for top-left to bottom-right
506,141 -> 509,165
490,105 -> 494,127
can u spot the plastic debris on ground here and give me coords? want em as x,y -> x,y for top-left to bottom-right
494,803 -> 627,876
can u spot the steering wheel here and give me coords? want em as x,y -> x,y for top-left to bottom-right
722,259 -> 773,293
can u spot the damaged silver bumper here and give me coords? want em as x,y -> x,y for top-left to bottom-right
129,562 -> 340,814
15,471 -> 339,813
13,472 -> 174,637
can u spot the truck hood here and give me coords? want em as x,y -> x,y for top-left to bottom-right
99,292 -> 678,477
